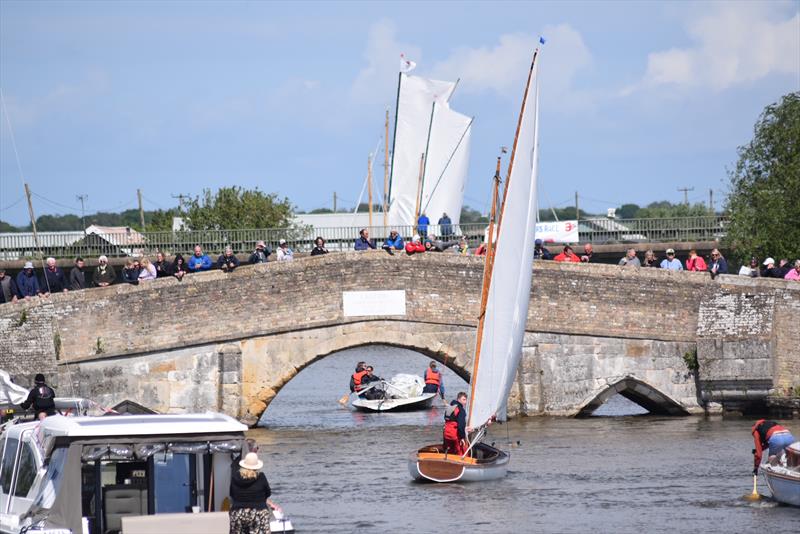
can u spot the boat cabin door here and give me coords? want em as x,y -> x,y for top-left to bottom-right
148,453 -> 197,513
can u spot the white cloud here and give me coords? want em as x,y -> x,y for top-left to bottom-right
630,3 -> 799,93
350,19 -> 421,104
431,24 -> 593,111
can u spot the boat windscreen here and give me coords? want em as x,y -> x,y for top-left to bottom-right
29,446 -> 69,511
81,440 -> 241,462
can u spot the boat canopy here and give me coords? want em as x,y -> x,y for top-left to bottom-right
39,412 -> 247,437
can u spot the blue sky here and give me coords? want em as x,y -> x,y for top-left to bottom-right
1,0 -> 798,226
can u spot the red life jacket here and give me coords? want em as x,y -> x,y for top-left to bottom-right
352,370 -> 368,391
424,368 -> 441,386
443,405 -> 460,441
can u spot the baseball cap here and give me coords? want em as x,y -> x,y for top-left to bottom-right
763,257 -> 775,266
279,239 -> 287,245
24,261 -> 34,269
535,239 -> 542,245
666,248 -> 675,255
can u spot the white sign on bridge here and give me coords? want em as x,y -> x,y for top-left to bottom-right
343,290 -> 406,317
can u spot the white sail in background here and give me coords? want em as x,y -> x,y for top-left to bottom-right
420,103 -> 472,231
468,55 -> 540,429
388,74 -> 456,228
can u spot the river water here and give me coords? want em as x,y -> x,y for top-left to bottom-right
252,345 -> 797,533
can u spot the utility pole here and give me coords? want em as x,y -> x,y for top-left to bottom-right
76,194 -> 88,235
708,188 -> 714,214
574,191 -> 579,222
333,191 -> 337,213
172,193 -> 190,211
367,154 -> 373,228
23,183 -> 42,256
677,186 -> 694,206
383,108 -> 389,227
137,189 -> 146,232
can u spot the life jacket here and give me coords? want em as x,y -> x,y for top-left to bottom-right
753,419 -> 784,447
443,404 -> 461,441
352,370 -> 368,392
424,368 -> 441,386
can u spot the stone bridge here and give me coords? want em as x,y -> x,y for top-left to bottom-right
0,252 -> 797,425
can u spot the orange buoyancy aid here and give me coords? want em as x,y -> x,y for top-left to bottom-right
424,368 -> 441,386
352,370 -> 368,391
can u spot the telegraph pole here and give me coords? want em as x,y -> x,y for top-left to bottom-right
367,154 -> 373,227
76,194 -> 88,235
574,191 -> 579,222
137,189 -> 146,232
677,186 -> 694,206
333,192 -> 337,213
708,188 -> 714,214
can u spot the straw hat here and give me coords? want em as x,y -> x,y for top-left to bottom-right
239,452 -> 263,471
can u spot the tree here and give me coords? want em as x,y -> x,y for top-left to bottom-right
616,203 -> 641,219
460,206 -> 488,224
185,186 -> 293,230
0,220 -> 22,232
635,201 -> 710,218
537,207 -> 592,222
725,92 -> 800,263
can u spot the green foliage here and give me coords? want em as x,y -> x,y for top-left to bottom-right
14,310 -> 27,327
616,203 -> 641,219
683,347 -> 699,372
538,207 -> 592,222
185,186 -> 293,230
630,201 -> 711,219
725,92 -> 800,264
308,208 -> 333,214
460,206 -> 488,224
355,203 -> 384,213
95,337 -> 104,355
53,332 -> 62,359
0,220 -> 23,232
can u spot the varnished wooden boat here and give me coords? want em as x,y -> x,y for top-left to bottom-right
408,442 -> 509,482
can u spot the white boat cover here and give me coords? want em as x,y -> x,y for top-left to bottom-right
388,74 -> 457,228
0,369 -> 30,408
468,53 -> 540,428
385,374 -> 424,398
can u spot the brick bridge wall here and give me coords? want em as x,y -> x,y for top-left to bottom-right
0,252 -> 796,424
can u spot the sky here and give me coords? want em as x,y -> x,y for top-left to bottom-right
1,0 -> 798,226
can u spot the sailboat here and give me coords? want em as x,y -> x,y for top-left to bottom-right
408,46 -> 542,483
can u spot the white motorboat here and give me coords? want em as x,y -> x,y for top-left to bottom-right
352,374 -> 437,412
762,441 -> 800,507
0,412 -> 295,534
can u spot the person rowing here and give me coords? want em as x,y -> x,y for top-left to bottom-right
751,419 -> 795,474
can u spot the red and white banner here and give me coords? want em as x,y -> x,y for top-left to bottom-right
534,220 -> 579,243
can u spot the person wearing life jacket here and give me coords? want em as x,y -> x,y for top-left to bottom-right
423,361 -> 445,399
751,419 -> 795,474
20,373 -> 56,421
444,392 -> 469,456
349,361 -> 366,393
360,366 -> 385,400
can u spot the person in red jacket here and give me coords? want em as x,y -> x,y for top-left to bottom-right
752,419 -> 795,474
685,249 -> 707,271
405,234 -> 425,255
553,245 -> 580,263
443,392 -> 470,456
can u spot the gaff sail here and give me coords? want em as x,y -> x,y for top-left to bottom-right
387,74 -> 457,228
467,53 -> 540,429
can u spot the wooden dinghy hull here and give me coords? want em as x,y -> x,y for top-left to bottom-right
352,392 -> 437,412
408,442 -> 510,483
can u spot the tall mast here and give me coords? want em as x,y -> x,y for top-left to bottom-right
413,153 -> 425,233
467,48 -> 540,424
383,109 -> 389,226
368,154 -> 373,227
416,101 -> 436,226
386,72 -> 403,211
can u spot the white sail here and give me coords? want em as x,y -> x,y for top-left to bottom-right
388,74 -> 456,228
467,55 -> 540,429
420,103 -> 472,232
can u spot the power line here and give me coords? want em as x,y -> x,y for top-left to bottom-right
0,194 -> 25,212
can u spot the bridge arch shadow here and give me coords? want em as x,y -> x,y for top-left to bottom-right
576,377 -> 690,417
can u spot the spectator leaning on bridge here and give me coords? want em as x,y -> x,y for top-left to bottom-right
154,252 -> 173,278
92,256 -> 115,287
642,250 -> 659,268
405,234 -> 425,255
776,258 -> 791,278
0,269 -> 19,304
382,230 -> 405,255
424,234 -> 458,253
276,239 -> 294,262
138,257 -> 157,281
580,243 -> 593,262
249,241 -> 271,264
69,257 -> 87,290
619,248 -> 641,267
685,249 -> 707,272
188,245 -> 213,272
660,249 -> 683,271
738,257 -> 759,277
218,246 -> 240,272
311,236 -> 329,256
172,254 -> 188,281
708,249 -> 727,279
354,228 -> 375,251
17,262 -> 40,298
122,260 -> 140,285
554,245 -> 580,263
533,239 -> 551,260
42,257 -> 68,294
784,260 -> 800,281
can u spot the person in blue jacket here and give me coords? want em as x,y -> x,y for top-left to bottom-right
16,262 -> 41,298
188,245 -> 213,272
417,213 -> 430,238
354,229 -> 376,251
382,230 -> 404,254
438,212 -> 453,238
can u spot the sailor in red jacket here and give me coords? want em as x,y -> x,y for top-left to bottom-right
444,392 -> 471,456
752,419 -> 795,474
422,361 -> 445,399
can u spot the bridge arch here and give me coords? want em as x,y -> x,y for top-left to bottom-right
239,321 -> 476,425
575,377 -> 690,417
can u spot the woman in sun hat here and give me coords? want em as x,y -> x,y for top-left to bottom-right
229,451 -> 273,533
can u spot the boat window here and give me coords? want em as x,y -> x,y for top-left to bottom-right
30,446 -> 68,510
0,438 -> 18,494
13,443 -> 36,497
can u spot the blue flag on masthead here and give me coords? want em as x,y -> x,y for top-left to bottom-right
539,36 -> 546,45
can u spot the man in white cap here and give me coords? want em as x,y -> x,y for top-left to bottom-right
660,249 -> 683,271
92,255 -> 116,287
16,261 -> 41,298
761,257 -> 780,278
276,239 -> 293,262
249,240 -> 271,264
